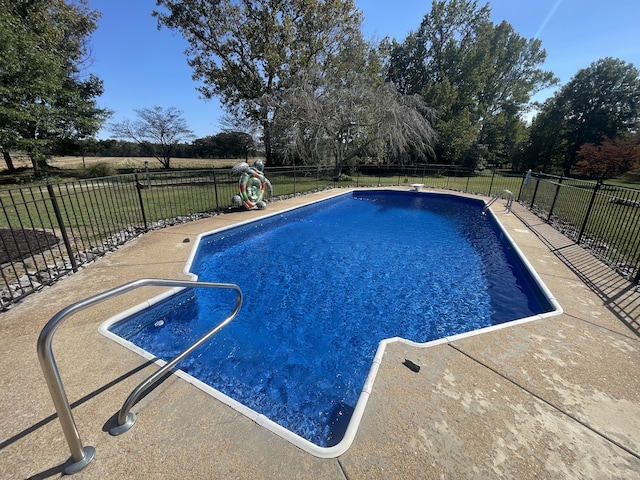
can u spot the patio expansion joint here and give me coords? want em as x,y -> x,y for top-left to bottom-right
335,458 -> 350,480
509,208 -> 640,334
446,343 -> 640,461
561,310 -> 640,341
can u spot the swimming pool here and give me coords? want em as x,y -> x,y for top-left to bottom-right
100,189 -> 562,456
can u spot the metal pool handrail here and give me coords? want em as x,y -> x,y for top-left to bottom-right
37,278 -> 243,475
482,189 -> 514,215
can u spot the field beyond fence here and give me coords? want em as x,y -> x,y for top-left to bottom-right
1,163 -> 639,310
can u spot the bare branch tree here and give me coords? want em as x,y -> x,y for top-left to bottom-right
110,106 -> 194,168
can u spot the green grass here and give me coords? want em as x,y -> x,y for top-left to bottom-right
602,178 -> 640,189
2,166 -> 639,279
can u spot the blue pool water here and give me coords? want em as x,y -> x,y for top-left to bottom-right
108,190 -> 556,449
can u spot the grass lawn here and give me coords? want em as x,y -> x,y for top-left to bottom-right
2,159 -> 639,282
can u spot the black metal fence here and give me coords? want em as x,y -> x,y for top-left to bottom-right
1,164 -> 639,310
520,172 -> 640,283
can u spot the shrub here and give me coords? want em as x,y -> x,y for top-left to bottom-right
83,162 -> 117,178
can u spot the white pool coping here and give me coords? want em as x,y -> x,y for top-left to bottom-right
98,188 -> 563,458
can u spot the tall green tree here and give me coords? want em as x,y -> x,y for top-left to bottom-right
154,0 -> 364,166
386,0 -> 555,167
0,0 -> 110,175
528,58 -> 640,175
521,96 -> 569,172
479,104 -> 528,168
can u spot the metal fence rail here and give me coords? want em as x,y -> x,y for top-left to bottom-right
0,169 -> 233,308
1,164 -> 639,310
521,172 -> 640,283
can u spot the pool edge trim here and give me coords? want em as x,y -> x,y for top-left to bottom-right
97,188 -> 564,459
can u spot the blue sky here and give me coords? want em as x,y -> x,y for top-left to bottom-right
89,0 -> 640,140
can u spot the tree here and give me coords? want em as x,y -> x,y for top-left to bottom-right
192,132 -> 255,159
386,0 -> 555,167
272,73 -> 437,168
191,136 -> 217,158
110,106 -> 194,168
219,112 -> 264,158
521,96 -> 569,173
154,0 -> 364,165
479,105 -> 526,164
526,58 -> 640,175
538,58 -> 640,175
0,0 -> 110,175
575,136 -> 640,181
93,139 -> 142,157
227,131 -> 256,160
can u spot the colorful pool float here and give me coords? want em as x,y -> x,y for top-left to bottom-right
231,160 -> 272,210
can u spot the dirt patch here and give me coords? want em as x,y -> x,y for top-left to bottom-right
0,228 -> 59,264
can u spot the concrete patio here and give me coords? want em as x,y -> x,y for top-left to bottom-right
1,188 -> 638,479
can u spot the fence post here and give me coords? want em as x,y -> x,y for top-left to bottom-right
293,164 -> 297,195
577,180 -> 601,245
530,172 -> 541,208
134,173 -> 148,231
144,160 -> 151,189
212,168 -> 221,212
516,172 -> 526,201
547,175 -> 564,222
488,169 -> 496,197
46,179 -> 79,273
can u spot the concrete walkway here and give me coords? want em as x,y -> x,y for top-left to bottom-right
1,189 -> 638,479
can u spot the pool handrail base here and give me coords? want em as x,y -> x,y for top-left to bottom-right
109,412 -> 136,436
482,189 -> 514,214
63,446 -> 96,475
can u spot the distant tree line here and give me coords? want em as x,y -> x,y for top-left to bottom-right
2,0 -> 640,180
83,131 -> 257,161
